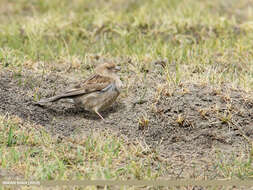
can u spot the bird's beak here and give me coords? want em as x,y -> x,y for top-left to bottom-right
114,66 -> 121,71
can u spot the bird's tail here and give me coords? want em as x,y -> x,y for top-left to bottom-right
35,88 -> 92,105
36,95 -> 65,104
35,90 -> 89,105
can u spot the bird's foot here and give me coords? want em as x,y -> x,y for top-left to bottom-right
102,119 -> 110,124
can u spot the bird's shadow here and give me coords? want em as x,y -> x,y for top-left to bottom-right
35,101 -> 126,121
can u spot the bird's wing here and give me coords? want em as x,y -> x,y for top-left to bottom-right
62,74 -> 114,96
36,74 -> 114,103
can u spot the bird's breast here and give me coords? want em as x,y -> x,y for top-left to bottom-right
73,83 -> 120,112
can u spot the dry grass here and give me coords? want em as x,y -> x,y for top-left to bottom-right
0,115 -> 168,181
0,0 -> 253,188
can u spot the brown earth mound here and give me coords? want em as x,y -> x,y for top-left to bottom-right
0,69 -> 252,177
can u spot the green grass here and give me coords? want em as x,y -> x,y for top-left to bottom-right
0,115 -> 168,180
0,0 -> 253,186
215,147 -> 253,179
0,0 -> 252,90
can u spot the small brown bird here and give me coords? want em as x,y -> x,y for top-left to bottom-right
37,62 -> 122,120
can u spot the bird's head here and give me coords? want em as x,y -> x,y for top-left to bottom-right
95,62 -> 121,76
95,62 -> 123,88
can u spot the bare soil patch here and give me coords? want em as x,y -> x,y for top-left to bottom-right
0,68 -> 252,177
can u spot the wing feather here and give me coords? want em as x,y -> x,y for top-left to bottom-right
64,74 -> 113,95
37,74 -> 114,103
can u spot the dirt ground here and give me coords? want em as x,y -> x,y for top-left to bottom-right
0,65 -> 252,178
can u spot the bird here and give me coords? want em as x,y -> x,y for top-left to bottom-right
36,62 -> 123,120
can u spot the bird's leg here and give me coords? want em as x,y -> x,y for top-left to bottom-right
94,110 -> 111,124
94,110 -> 105,120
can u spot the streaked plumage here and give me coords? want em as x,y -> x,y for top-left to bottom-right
37,62 -> 122,120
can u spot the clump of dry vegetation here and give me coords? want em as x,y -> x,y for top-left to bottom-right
0,0 -> 253,188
